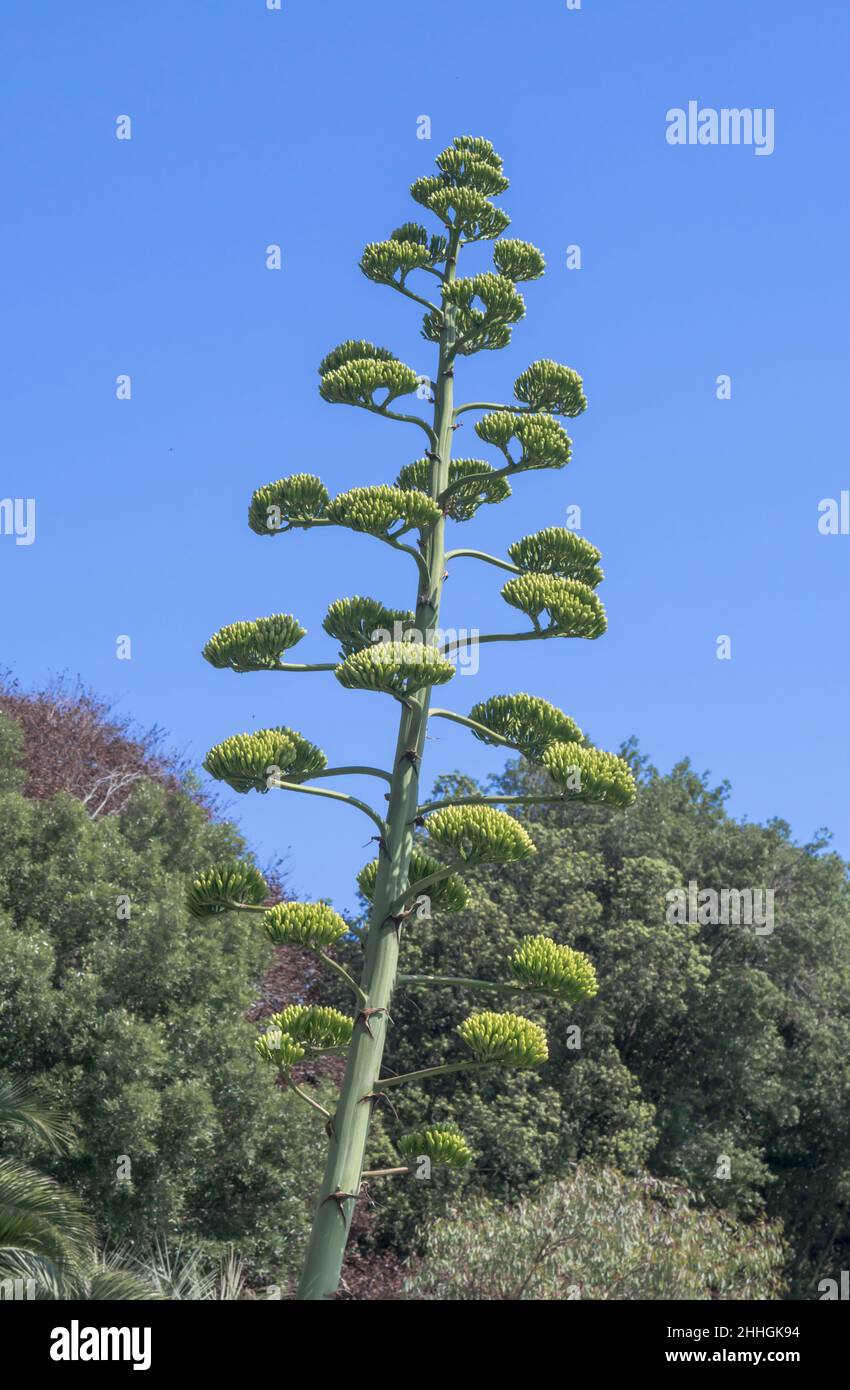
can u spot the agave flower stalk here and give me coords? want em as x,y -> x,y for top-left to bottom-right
194,137 -> 636,1301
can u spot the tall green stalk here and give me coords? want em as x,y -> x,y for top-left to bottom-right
192,136 -> 638,1301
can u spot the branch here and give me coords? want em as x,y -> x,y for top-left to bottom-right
429,707 -> 520,753
397,973 -> 530,996
269,779 -> 388,837
453,402 -> 531,419
440,629 -> 555,658
231,661 -> 337,674
288,1080 -> 331,1122
417,792 -> 567,816
286,517 -> 431,586
438,460 -> 518,507
360,1166 -> 412,1180
383,279 -> 440,314
363,400 -> 437,448
314,950 -> 367,1006
309,767 -> 393,786
444,548 -> 520,576
384,864 -> 461,922
376,1060 -> 483,1090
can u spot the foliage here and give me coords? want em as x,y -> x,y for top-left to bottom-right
408,1167 -> 786,1301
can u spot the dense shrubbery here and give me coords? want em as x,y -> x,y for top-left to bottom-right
0,689 -> 325,1283
408,1167 -> 786,1301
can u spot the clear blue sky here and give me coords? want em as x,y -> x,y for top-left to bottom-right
2,1 -> 848,911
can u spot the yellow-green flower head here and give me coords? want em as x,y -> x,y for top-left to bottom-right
542,743 -> 637,808
411,179 -> 511,241
513,360 -> 587,417
360,239 -> 434,285
508,527 -> 604,589
396,458 -> 511,522
493,239 -> 546,283
319,358 -> 420,408
475,412 -> 572,470
186,863 -> 268,919
323,596 -> 416,658
263,901 -> 347,949
389,223 -> 448,267
458,1011 -> 549,1068
203,727 -> 326,794
467,693 -> 583,763
510,935 -> 599,1003
335,641 -> 455,697
501,573 -> 607,639
357,846 -> 470,914
318,340 -> 400,378
423,274 -> 525,355
202,614 -> 306,671
426,805 -> 536,866
255,1029 -> 305,1071
327,485 -> 441,537
267,1005 -> 353,1050
398,1123 -> 473,1169
436,143 -> 509,196
248,474 -> 329,536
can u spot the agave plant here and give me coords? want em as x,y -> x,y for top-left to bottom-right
194,136 -> 636,1301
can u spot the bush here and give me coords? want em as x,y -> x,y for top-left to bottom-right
408,1166 -> 787,1301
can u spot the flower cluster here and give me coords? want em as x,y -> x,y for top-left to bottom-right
248,473 -> 329,535
263,901 -> 348,949
501,572 -> 607,638
542,742 -> 637,807
508,527 -> 603,588
323,596 -> 415,657
327,485 -> 441,537
475,411 -> 572,469
426,805 -> 536,865
513,360 -> 587,417
186,863 -> 268,919
357,846 -> 470,914
509,935 -> 599,1003
203,727 -> 326,793
458,1011 -> 549,1068
467,693 -> 583,762
335,641 -> 455,696
396,457 -> 512,521
202,614 -> 307,671
398,1124 -> 473,1169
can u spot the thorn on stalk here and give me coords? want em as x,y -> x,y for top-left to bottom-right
358,1090 -> 400,1120
425,451 -> 441,463
321,1189 -> 359,1221
367,835 -> 391,859
398,748 -> 421,774
357,1006 -> 391,1039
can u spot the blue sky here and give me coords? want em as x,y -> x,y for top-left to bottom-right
2,0 -> 848,911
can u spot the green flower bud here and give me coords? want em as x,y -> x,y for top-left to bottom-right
458,1010 -> 549,1068
357,847 -> 470,914
255,1029 -> 305,1071
202,614 -> 306,671
327,485 -> 441,537
248,474 -> 329,535
319,358 -> 420,408
467,693 -> 583,762
514,360 -> 587,417
435,146 -> 509,196
186,863 -> 269,919
411,181 -> 511,240
267,1005 -> 353,1050
424,274 -> 525,356
493,239 -> 546,282
263,901 -> 348,948
475,412 -> 572,469
542,742 -> 637,807
426,805 -> 536,865
389,223 -> 448,266
508,527 -> 604,588
501,572 -> 607,639
323,596 -> 416,658
398,1123 -> 473,1169
203,727 -> 327,794
510,935 -> 599,1003
318,340 -> 398,378
360,239 -> 433,285
396,458 -> 511,521
335,641 -> 455,697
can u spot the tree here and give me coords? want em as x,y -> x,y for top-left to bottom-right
0,698 -> 328,1283
195,135 -> 637,1300
357,752 -> 850,1299
408,1167 -> 786,1301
